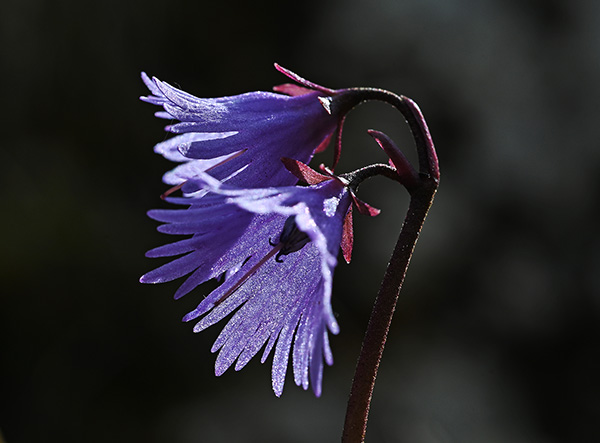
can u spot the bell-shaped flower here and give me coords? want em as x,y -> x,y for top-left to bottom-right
141,172 -> 354,396
140,65 -> 343,195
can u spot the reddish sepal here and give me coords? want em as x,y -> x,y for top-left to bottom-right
341,206 -> 354,264
273,83 -> 314,97
315,133 -> 333,154
281,158 -> 332,185
332,116 -> 346,170
368,129 -> 419,188
274,63 -> 336,95
351,192 -> 381,217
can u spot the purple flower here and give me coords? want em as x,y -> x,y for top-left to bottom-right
140,65 -> 342,195
141,172 -> 353,397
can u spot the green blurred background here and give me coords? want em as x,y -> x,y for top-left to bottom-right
1,0 -> 599,441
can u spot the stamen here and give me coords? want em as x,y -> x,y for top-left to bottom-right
214,217 -> 311,305
160,149 -> 247,199
161,181 -> 186,199
215,243 -> 283,305
205,149 -> 247,173
276,217 -> 310,261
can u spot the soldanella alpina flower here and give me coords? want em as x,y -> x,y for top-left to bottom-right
140,63 -> 440,440
141,170 -> 355,396
140,65 -> 348,195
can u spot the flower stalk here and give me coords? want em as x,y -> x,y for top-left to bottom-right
140,65 -> 439,428
341,97 -> 439,442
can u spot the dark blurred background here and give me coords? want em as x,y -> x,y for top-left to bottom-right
1,0 -> 599,441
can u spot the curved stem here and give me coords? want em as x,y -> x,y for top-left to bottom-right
341,163 -> 402,190
342,180 -> 437,442
329,88 -> 439,180
339,92 -> 440,442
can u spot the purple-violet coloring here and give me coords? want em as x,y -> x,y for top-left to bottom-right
141,171 -> 354,396
140,65 -> 347,196
139,65 -> 385,396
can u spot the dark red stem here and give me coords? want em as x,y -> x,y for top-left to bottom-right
340,93 -> 439,442
342,180 -> 437,442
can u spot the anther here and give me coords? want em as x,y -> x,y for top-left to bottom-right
214,217 -> 311,305
275,216 -> 310,262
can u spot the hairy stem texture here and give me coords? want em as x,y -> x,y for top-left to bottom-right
342,180 -> 437,442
